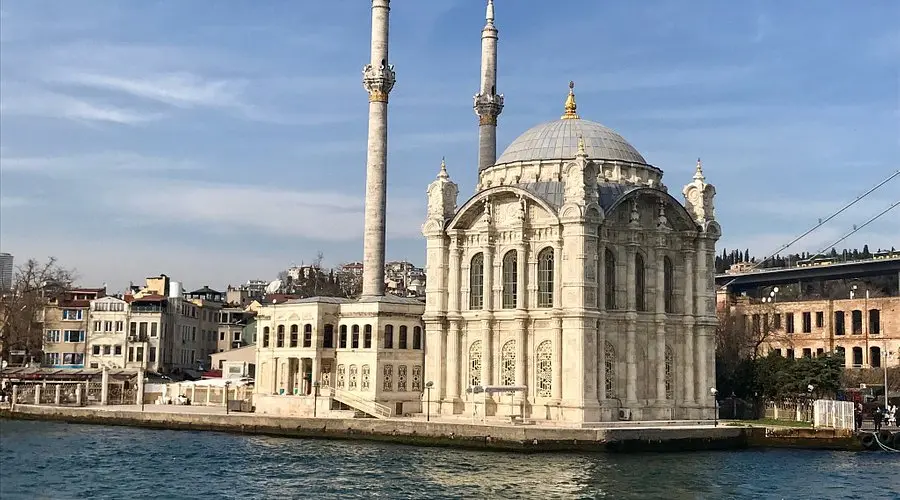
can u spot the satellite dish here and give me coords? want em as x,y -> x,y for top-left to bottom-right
265,280 -> 282,294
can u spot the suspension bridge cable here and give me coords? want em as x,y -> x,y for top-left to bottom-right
816,201 -> 899,254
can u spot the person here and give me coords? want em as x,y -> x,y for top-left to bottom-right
854,403 -> 863,431
889,405 -> 898,427
873,406 -> 883,432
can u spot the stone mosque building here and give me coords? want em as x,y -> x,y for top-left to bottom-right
255,0 -> 721,424
422,1 -> 722,422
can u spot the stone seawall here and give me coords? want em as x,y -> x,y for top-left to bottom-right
1,405 -> 749,453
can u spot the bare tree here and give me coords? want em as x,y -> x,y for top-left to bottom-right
336,267 -> 363,299
0,257 -> 75,364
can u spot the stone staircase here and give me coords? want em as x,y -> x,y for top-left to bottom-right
332,389 -> 392,419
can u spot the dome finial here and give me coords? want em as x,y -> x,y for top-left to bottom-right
438,156 -> 449,179
694,157 -> 705,181
561,80 -> 579,120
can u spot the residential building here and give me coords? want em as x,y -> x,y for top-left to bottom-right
86,296 -> 129,370
217,306 -> 256,352
42,288 -> 105,368
0,252 -> 12,291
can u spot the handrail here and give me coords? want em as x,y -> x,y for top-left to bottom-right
333,389 -> 392,418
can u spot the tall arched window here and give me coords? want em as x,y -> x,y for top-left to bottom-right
262,326 -> 270,348
663,256 -> 674,313
412,326 -> 422,349
635,253 -> 646,311
469,253 -> 484,310
537,247 -> 554,308
351,325 -> 360,348
500,340 -> 516,386
502,250 -> 517,309
536,340 -> 552,397
323,324 -> 334,348
664,345 -> 674,399
339,325 -> 348,348
605,249 -> 617,310
468,340 -> 482,387
604,342 -> 616,399
363,325 -> 372,348
303,324 -> 312,348
289,325 -> 299,347
384,325 -> 394,349
399,326 -> 408,349
276,325 -> 285,348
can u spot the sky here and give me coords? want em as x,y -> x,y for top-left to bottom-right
0,0 -> 898,292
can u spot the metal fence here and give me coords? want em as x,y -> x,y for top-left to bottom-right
813,399 -> 855,430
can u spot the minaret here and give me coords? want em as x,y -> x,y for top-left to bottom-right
361,0 -> 396,297
474,0 -> 504,172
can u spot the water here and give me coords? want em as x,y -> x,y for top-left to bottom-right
1,420 -> 897,500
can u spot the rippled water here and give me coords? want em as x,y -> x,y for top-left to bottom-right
1,420 -> 898,499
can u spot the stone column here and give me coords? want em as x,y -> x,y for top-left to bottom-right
481,240 -> 494,389
136,369 -> 145,405
446,321 -> 459,401
552,317 -> 563,401
516,242 -> 527,310
515,318 -> 526,401
34,385 -> 41,405
272,356 -> 279,394
448,235 -> 461,313
361,0 -> 396,297
54,384 -> 61,405
694,240 -> 708,406
655,243 -> 667,402
598,241 -> 607,402
682,248 -> 695,404
625,246 -> 637,403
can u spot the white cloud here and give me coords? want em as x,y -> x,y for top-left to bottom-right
0,151 -> 199,176
60,72 -> 245,109
0,84 -> 161,124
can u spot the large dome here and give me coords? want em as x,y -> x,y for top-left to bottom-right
494,118 -> 647,166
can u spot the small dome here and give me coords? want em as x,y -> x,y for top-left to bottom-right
494,118 -> 647,166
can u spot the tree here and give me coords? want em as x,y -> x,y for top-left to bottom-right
335,267 -> 363,299
0,257 -> 75,364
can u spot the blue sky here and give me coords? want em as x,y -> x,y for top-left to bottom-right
0,0 -> 898,291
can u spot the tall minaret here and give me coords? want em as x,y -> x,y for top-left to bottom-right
361,0 -> 396,297
474,0 -> 504,172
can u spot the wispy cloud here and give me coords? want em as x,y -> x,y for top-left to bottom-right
0,84 -> 161,124
0,151 -> 200,176
59,72 -> 245,109
0,196 -> 32,209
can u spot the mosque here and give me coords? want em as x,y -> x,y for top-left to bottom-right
256,0 -> 720,424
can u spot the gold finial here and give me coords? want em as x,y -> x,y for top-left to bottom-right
561,80 -> 579,120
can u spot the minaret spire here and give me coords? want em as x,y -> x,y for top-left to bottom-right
474,0 -> 504,172
360,0 -> 396,297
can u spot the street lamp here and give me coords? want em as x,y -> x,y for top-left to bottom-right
884,351 -> 895,408
710,387 -> 718,426
313,381 -> 320,418
425,381 -> 434,422
224,380 -> 231,415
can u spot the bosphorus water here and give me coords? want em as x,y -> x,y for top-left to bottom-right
1,420 -> 897,499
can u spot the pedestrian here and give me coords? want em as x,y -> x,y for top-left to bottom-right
873,407 -> 883,432
889,405 -> 898,427
854,403 -> 863,431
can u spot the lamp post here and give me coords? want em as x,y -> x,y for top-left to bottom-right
884,351 -> 895,408
224,380 -> 231,415
425,381 -> 434,422
313,381 -> 320,418
807,384 -> 814,422
710,387 -> 718,426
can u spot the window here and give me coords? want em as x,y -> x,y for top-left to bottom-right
149,347 -> 157,363
412,326 -> 422,350
263,327 -> 270,347
363,325 -> 372,348
869,309 -> 881,335
130,322 -> 137,336
46,330 -> 61,343
399,326 -> 408,349
802,312 -> 811,333
802,348 -> 812,358
536,340 -> 552,397
634,253 -> 646,311
139,322 -> 148,337
773,348 -> 782,357
62,309 -> 83,320
752,314 -> 760,333
786,313 -> 795,334
774,314 -> 782,329
62,353 -> 84,366
383,364 -> 393,391
92,345 -> 101,355
468,341 -> 482,387
64,330 -> 85,343
664,346 -> 674,399
851,310 -> 863,334
337,364 -> 346,389
290,325 -> 299,348
103,345 -> 111,355
115,321 -> 124,332
835,346 -> 845,361
361,365 -> 370,390
384,325 -> 394,349
276,325 -> 285,348
94,321 -> 102,332
234,332 -> 241,341
469,253 -> 484,310
349,365 -> 358,390
871,346 -> 881,367
150,323 -> 157,337
220,331 -> 226,341
663,257 -> 674,313
502,250 -> 517,309
323,324 -> 334,348
816,348 -> 824,357
339,325 -> 348,348
412,365 -> 422,391
605,249 -> 617,310
398,365 -> 407,392
815,311 -> 824,328
604,342 -> 616,399
537,247 -> 554,308
351,325 -> 360,349
300,324 -> 311,348
834,312 -> 845,335
500,340 -> 516,386
45,352 -> 60,366
786,348 -> 795,359
114,345 -> 122,356
852,346 -> 863,366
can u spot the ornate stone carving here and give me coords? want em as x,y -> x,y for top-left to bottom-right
425,158 -> 458,222
682,158 -> 717,224
474,91 -> 504,125
362,61 -> 396,103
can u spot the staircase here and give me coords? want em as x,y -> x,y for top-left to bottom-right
332,389 -> 392,419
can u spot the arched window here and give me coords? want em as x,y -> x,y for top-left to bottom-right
339,325 -> 348,348
276,325 -> 285,348
398,365 -> 408,391
605,249 -> 617,310
665,345 -> 674,399
469,253 -> 484,310
536,341 -> 552,397
289,325 -> 299,347
500,340 -> 516,386
363,325 -> 372,348
262,326 -> 270,348
538,247 -> 554,308
502,250 -> 517,309
323,324 -> 334,348
664,256 -> 674,313
605,342 -> 616,399
399,326 -> 408,349
348,364 -> 358,390
870,346 -> 882,368
635,253 -> 646,311
412,365 -> 422,391
361,365 -> 371,390
383,364 -> 393,391
303,324 -> 313,348
468,341 -> 482,387
384,325 -> 394,349
412,326 -> 422,349
351,325 -> 360,348
834,346 -> 845,363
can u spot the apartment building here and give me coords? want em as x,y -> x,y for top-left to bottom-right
43,288 -> 105,368
86,296 -> 129,370
217,306 -> 256,352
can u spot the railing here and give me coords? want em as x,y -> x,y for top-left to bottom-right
332,389 -> 392,419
